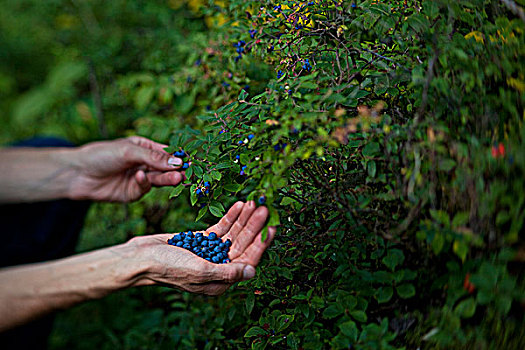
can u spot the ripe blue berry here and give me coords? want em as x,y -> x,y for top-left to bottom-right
167,231 -> 231,264
258,196 -> 266,204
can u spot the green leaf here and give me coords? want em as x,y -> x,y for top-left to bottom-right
185,165 -> 194,180
134,85 -> 155,110
276,314 -> 294,332
214,162 -> 232,170
452,212 -> 469,227
376,287 -> 393,304
382,249 -> 405,271
268,207 -> 280,226
367,160 -> 377,178
301,81 -> 318,89
430,210 -> 450,226
224,183 -> 242,192
323,304 -> 343,319
244,326 -> 267,338
209,203 -> 224,217
396,283 -> 416,299
245,292 -> 255,315
453,240 -> 468,262
190,184 -> 197,206
192,165 -> 204,178
362,142 -> 380,157
350,310 -> 367,323
495,296 -> 512,315
240,153 -> 250,165
195,206 -> 207,222
280,197 -> 297,206
169,184 -> 185,199
339,320 -> 358,341
455,298 -> 476,318
477,289 -> 493,304
432,233 -> 444,255
211,170 -> 222,181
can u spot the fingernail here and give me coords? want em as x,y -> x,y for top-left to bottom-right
243,265 -> 256,280
168,157 -> 182,166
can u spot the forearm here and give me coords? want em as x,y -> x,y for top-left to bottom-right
0,148 -> 80,203
0,242 -> 151,332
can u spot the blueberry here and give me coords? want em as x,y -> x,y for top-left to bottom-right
182,163 -> 189,169
195,232 -> 203,238
205,257 -> 211,261
212,256 -> 220,263
236,155 -> 240,160
258,196 -> 266,204
248,134 -> 255,140
201,240 -> 209,247
208,232 -> 217,240
225,239 -> 232,247
173,234 -> 182,241
187,232 -> 194,238
176,241 -> 183,247
204,181 -> 210,187
196,188 -> 202,195
183,243 -> 191,249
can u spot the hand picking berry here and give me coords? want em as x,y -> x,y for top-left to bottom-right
167,231 -> 232,264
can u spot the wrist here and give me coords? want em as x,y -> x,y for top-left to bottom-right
117,237 -> 158,288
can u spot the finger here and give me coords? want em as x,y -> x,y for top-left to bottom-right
146,171 -> 184,187
207,201 -> 244,237
208,262 -> 256,283
228,201 -> 257,241
133,170 -> 152,199
229,206 -> 269,259
123,143 -> 183,171
127,136 -> 169,153
235,226 -> 276,266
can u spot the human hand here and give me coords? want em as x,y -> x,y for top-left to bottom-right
69,136 -> 184,202
128,201 -> 276,295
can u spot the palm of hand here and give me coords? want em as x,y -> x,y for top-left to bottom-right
141,201 -> 276,295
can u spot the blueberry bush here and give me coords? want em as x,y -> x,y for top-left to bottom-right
1,0 -> 524,349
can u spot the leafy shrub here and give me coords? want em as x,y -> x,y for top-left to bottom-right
2,0 -> 524,349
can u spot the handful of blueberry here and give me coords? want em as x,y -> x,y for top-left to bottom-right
167,231 -> 232,264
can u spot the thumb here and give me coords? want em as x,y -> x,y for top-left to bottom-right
127,144 -> 183,171
217,263 -> 256,283
134,170 -> 152,197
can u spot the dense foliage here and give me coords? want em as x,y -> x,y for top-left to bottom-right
1,0 -> 524,349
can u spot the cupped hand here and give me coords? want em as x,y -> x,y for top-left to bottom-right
69,136 -> 184,202
129,201 -> 276,295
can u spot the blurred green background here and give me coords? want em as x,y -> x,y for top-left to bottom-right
1,0 -> 214,348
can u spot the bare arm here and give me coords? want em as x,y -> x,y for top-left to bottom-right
0,202 -> 276,332
0,147 -> 78,203
0,242 -> 147,332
